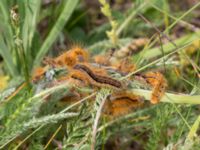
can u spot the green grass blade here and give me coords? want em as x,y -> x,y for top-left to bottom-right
116,3 -> 146,36
132,89 -> 200,104
164,1 -> 200,32
136,1 -> 200,63
16,0 -> 41,70
0,37 -> 18,77
19,0 -> 41,54
140,32 -> 200,60
0,0 -> 19,76
0,0 -> 9,21
34,0 -> 79,67
150,3 -> 198,31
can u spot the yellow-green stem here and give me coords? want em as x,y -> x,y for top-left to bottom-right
132,89 -> 200,104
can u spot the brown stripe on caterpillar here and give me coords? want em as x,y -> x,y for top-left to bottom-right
110,96 -> 141,103
109,90 -> 144,103
73,64 -> 122,88
103,91 -> 144,116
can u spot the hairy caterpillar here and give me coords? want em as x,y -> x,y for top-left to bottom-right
32,46 -> 88,82
52,46 -> 89,67
104,91 -> 144,116
72,63 -> 122,89
144,72 -> 167,104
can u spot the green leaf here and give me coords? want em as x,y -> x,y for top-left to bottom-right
132,89 -> 200,104
140,32 -> 200,60
0,36 -> 18,76
34,0 -> 79,67
0,0 -> 18,77
19,0 -> 41,57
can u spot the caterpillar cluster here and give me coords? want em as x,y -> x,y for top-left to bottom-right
30,44 -> 167,116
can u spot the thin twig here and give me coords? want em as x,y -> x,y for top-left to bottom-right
150,3 -> 199,32
120,41 -> 194,80
44,124 -> 62,149
13,126 -> 43,150
116,3 -> 146,36
60,92 -> 97,113
138,13 -> 177,48
158,33 -> 166,73
91,94 -> 108,150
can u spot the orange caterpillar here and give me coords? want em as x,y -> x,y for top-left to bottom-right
144,72 -> 167,104
32,46 -> 89,82
32,66 -> 49,82
104,91 -> 144,116
45,46 -> 89,68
